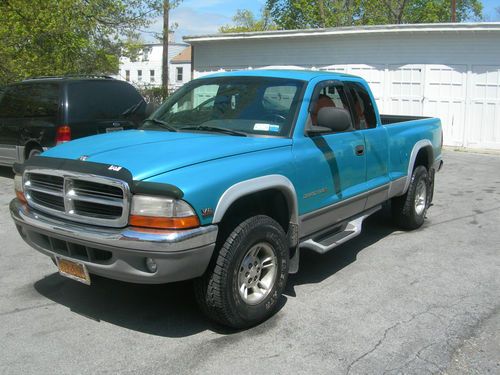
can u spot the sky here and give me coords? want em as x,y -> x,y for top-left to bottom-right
143,0 -> 500,43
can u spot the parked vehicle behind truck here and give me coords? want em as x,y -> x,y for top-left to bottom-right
0,75 -> 147,166
10,70 -> 443,328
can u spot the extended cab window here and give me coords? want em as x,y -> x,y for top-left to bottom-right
0,83 -> 59,118
310,84 -> 352,129
144,77 -> 305,137
346,83 -> 377,129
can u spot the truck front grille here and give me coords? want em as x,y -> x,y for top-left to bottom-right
24,169 -> 130,227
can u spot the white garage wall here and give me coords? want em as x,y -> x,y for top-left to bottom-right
187,26 -> 500,150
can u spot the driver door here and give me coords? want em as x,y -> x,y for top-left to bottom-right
293,82 -> 367,237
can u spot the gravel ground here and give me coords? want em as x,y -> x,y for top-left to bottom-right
0,150 -> 499,374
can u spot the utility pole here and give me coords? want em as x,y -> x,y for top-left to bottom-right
162,0 -> 169,95
451,0 -> 456,22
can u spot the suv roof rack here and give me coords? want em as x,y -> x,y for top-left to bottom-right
23,74 -> 115,81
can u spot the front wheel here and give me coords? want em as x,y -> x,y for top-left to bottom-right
194,215 -> 289,329
391,165 -> 430,230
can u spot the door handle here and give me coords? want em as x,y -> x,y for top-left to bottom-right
355,145 -> 365,156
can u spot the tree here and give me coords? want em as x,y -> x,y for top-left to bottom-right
265,0 -> 362,29
0,0 -> 163,85
162,0 -> 182,94
219,8 -> 277,33
265,0 -> 483,29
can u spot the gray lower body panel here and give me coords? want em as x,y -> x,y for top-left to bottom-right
299,179 -> 406,239
0,145 -> 21,166
10,199 -> 217,284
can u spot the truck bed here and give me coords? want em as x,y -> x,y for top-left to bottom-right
380,114 -> 431,125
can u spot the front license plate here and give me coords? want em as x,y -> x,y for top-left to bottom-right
56,257 -> 91,285
106,127 -> 123,133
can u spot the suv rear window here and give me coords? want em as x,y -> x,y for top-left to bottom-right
0,83 -> 60,118
67,81 -> 143,121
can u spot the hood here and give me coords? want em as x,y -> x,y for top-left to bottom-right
42,130 -> 292,180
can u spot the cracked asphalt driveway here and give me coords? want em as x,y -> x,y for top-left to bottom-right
1,150 -> 499,374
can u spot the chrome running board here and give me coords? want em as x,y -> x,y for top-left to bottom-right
299,205 -> 381,254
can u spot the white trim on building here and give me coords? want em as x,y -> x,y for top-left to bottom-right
185,23 -> 500,150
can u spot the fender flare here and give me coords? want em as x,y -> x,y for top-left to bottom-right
402,139 -> 434,194
212,175 -> 299,225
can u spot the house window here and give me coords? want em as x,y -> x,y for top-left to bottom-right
125,70 -> 130,82
142,47 -> 151,62
137,70 -> 142,82
176,67 -> 183,82
150,70 -> 155,83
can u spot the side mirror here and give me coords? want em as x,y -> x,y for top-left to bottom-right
317,107 -> 352,132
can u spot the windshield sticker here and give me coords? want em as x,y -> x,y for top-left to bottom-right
254,123 -> 280,132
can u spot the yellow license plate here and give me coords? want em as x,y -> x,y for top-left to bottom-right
56,257 -> 91,285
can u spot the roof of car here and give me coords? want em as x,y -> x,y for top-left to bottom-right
16,75 -> 120,85
200,69 -> 358,81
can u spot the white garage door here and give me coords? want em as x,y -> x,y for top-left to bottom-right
423,65 -> 467,147
387,64 -> 424,116
467,65 -> 500,150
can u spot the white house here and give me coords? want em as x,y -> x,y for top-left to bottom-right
117,41 -> 191,90
184,23 -> 500,151
170,46 -> 192,88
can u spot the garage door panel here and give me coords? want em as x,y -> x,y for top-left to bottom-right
424,99 -> 466,147
472,65 -> 500,100
426,65 -> 467,99
423,65 -> 467,147
469,66 -> 500,150
387,64 -> 424,116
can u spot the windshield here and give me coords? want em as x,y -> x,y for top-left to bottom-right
141,76 -> 305,137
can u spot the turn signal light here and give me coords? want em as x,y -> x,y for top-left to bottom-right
56,125 -> 71,144
129,215 -> 200,230
16,191 -> 27,204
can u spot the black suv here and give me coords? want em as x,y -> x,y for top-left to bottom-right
0,75 -> 148,166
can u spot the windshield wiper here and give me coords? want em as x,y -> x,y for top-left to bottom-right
121,100 -> 144,117
179,125 -> 247,137
142,118 -> 177,132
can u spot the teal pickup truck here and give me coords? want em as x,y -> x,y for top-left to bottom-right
10,70 -> 443,328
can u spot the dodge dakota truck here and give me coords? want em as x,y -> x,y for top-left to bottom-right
10,70 -> 443,329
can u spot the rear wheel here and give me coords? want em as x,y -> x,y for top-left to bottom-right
392,165 -> 430,230
194,215 -> 289,329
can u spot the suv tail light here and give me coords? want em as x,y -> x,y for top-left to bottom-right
56,125 -> 71,144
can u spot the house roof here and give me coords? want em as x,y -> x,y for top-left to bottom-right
171,47 -> 192,63
184,22 -> 500,43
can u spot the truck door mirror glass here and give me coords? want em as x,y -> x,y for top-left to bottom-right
316,107 -> 352,132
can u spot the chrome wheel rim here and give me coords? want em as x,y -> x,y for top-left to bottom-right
238,242 -> 277,305
414,179 -> 427,216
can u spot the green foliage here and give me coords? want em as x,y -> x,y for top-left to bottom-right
265,0 -> 483,29
219,8 -> 277,33
0,0 -> 163,85
138,85 -> 169,106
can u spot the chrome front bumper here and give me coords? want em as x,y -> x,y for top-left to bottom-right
10,199 -> 218,284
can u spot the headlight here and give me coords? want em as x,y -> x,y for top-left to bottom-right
14,175 -> 27,203
129,195 -> 200,229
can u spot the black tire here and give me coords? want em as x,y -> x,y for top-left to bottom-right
194,215 -> 289,329
391,165 -> 430,230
